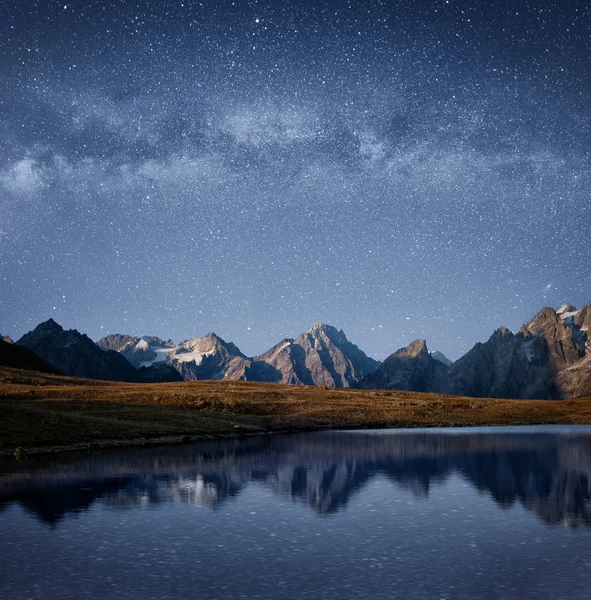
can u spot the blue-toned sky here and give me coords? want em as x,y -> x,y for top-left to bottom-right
1,0 -> 590,359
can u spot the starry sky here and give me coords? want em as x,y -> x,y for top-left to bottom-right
1,0 -> 590,360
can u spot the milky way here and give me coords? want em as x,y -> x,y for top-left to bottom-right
1,0 -> 590,359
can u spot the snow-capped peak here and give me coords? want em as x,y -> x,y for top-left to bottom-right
557,304 -> 578,319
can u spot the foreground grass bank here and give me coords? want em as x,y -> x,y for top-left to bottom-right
1,367 -> 591,455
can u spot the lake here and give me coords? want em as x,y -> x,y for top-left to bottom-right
1,426 -> 591,599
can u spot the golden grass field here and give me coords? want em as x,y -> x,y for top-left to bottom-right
1,366 -> 591,455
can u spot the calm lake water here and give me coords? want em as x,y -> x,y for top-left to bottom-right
2,426 -> 591,599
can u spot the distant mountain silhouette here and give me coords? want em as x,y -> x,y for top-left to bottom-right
0,338 -> 62,374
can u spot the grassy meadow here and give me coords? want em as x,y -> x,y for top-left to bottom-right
1,367 -> 591,455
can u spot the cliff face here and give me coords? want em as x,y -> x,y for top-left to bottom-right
446,327 -> 549,399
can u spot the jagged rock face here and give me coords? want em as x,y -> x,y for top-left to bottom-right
18,320 -> 181,383
446,306 -> 591,399
97,334 -> 176,368
447,327 -> 549,399
1,334 -> 14,344
555,356 -> 591,399
250,323 -> 379,387
169,333 -> 247,381
573,306 -> 591,332
96,334 -> 139,353
0,339 -> 62,374
548,305 -> 591,398
572,305 -> 591,353
358,339 -> 448,392
519,307 -> 586,369
101,323 -> 378,387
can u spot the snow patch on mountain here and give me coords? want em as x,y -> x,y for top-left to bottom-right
139,346 -> 177,367
173,348 -> 216,364
557,304 -> 579,320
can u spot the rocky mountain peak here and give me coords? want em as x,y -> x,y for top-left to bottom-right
524,307 -> 559,332
429,350 -> 453,367
519,305 -> 585,369
557,304 -> 577,315
1,334 -> 14,344
307,322 -> 347,344
396,339 -> 429,358
97,334 -> 139,352
490,326 -> 513,342
358,338 -> 447,392
37,318 -> 64,333
246,323 -> 379,388
180,332 -> 245,357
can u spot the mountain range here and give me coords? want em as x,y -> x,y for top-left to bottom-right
95,321 -> 378,388
12,320 -> 182,383
2,303 -> 590,399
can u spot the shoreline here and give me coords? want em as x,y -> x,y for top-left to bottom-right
3,419 -> 589,459
2,367 -> 591,459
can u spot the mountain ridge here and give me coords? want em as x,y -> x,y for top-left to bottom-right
11,302 -> 591,398
18,320 -> 182,383
98,322 -> 379,387
358,304 -> 591,399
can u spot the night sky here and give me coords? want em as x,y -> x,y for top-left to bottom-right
1,0 -> 590,360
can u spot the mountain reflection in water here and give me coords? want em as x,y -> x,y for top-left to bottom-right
1,426 -> 590,528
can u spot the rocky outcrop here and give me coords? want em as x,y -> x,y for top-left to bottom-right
444,305 -> 591,399
18,320 -> 181,382
516,305 -> 590,398
1,334 -> 14,344
357,339 -> 448,392
0,338 -> 62,374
